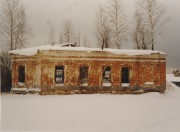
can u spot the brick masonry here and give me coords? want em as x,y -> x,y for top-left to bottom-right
10,50 -> 166,94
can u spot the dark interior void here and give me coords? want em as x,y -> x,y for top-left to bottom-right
121,67 -> 129,83
18,66 -> 25,83
80,66 -> 88,84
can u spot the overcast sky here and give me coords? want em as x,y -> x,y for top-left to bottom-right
2,0 -> 180,70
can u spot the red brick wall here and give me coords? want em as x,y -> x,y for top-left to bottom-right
12,60 -> 38,88
11,52 -> 166,91
39,59 -> 166,89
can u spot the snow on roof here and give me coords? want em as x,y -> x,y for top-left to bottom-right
167,74 -> 180,82
8,43 -> 166,56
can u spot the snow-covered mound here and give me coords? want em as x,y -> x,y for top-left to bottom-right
166,80 -> 180,95
167,74 -> 180,82
8,44 -> 166,56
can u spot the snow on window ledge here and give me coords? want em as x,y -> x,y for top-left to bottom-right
80,83 -> 88,86
11,88 -> 27,91
103,83 -> 112,87
121,83 -> 130,87
28,88 -> 41,92
144,82 -> 154,85
55,83 -> 64,86
11,88 -> 41,92
18,82 -> 25,86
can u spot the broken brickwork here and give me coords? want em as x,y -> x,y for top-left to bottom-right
10,50 -> 166,94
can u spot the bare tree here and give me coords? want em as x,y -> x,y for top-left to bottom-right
0,0 -> 31,50
0,0 -> 31,91
95,5 -> 111,50
69,31 -> 81,46
76,32 -> 81,47
16,6 -> 31,49
131,10 -> 151,49
0,51 -> 11,92
59,31 -> 63,44
137,0 -> 169,50
109,0 -> 128,49
62,20 -> 74,43
83,33 -> 88,47
0,51 -> 11,70
48,24 -> 55,46
83,33 -> 91,48
60,21 -> 80,45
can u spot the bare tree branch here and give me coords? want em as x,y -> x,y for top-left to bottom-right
47,23 -> 55,46
131,10 -> 151,49
95,5 -> 111,50
62,20 -> 74,43
0,0 -> 31,50
136,0 -> 169,50
0,51 -> 11,70
109,0 -> 128,49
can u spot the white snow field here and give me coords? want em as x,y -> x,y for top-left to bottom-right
1,81 -> 180,132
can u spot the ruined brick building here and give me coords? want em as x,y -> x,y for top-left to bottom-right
9,44 -> 166,94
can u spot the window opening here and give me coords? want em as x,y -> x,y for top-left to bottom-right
55,66 -> 64,84
121,67 -> 129,83
80,66 -> 88,86
18,66 -> 25,83
102,67 -> 111,86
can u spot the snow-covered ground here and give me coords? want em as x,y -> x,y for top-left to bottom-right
1,81 -> 180,132
167,74 -> 180,82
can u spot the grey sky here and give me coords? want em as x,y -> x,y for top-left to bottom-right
2,0 -> 180,70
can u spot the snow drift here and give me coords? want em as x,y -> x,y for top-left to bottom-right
0,81 -> 180,132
